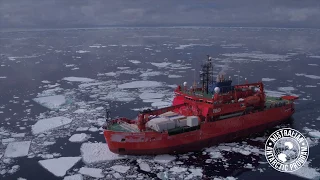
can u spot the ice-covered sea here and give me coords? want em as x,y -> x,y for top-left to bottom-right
0,27 -> 320,180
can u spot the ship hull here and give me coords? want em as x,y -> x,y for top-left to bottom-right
104,104 -> 295,155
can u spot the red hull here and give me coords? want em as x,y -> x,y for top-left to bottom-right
104,104 -> 295,155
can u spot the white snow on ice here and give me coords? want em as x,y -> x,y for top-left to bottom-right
288,162 -> 320,180
129,60 -> 141,64
80,142 -> 126,164
79,167 -> 104,178
151,62 -> 171,68
39,157 -> 81,177
308,131 -> 320,138
76,50 -> 90,53
118,81 -> 162,89
110,165 -> 131,173
62,77 -> 95,82
4,141 -> 31,158
33,95 -> 66,110
139,162 -> 151,172
296,73 -> 320,80
32,116 -> 72,134
102,90 -> 136,102
262,78 -> 276,82
63,174 -> 83,180
69,133 -> 88,142
154,154 -> 176,164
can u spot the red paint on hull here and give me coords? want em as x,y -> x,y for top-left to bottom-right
104,104 -> 295,155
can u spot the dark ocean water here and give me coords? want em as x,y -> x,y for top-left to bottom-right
0,27 -> 319,180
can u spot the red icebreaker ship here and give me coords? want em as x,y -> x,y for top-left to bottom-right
103,55 -> 298,155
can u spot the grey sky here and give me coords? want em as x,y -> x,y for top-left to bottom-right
1,0 -> 320,29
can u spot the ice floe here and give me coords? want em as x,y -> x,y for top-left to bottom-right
33,95 -> 66,110
0,76 -> 7,79
308,64 -> 318,66
111,165 -> 131,173
103,90 -> 136,102
118,81 -> 162,89
296,73 -> 320,80
32,116 -> 72,134
2,138 -> 15,144
309,55 -> 320,59
151,62 -> 171,68
139,92 -> 165,100
63,174 -> 83,180
168,74 -> 182,78
170,166 -> 187,174
139,162 -> 151,172
39,157 -> 81,177
11,133 -> 26,138
262,78 -> 276,82
80,142 -> 126,164
151,101 -> 172,108
79,167 -> 104,178
4,141 -> 31,158
222,52 -> 289,62
154,154 -> 176,164
308,131 -> 320,138
288,162 -> 320,179
62,77 -> 95,82
140,71 -> 162,77
76,50 -> 90,53
129,60 -> 141,64
69,133 -> 88,142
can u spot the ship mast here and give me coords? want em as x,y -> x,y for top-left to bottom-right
200,55 -> 214,94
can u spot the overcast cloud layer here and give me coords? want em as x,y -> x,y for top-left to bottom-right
1,0 -> 320,29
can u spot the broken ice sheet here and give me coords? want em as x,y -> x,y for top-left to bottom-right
154,154 -> 176,164
62,77 -> 95,82
79,167 -> 104,178
32,116 -> 72,134
33,95 -> 66,110
4,141 -> 31,158
63,174 -> 83,180
38,157 -> 82,177
69,133 -> 88,143
80,142 -> 126,164
110,165 -> 130,173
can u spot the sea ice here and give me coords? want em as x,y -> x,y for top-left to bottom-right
118,81 -> 162,89
11,133 -> 26,138
63,174 -> 83,180
2,138 -> 15,144
32,116 -> 72,134
296,73 -> 320,80
139,162 -> 151,172
262,78 -> 276,82
80,143 -> 126,164
73,109 -> 86,114
168,74 -> 182,78
104,91 -> 136,102
140,71 -> 162,77
76,50 -> 90,53
170,166 -> 187,173
69,133 -> 88,142
110,165 -> 130,173
76,127 -> 89,131
151,62 -> 171,68
79,167 -> 104,178
278,87 -> 295,92
129,60 -> 141,64
309,131 -> 320,138
4,141 -> 31,158
33,95 -> 66,110
289,162 -> 320,179
38,157 -> 81,177
154,154 -> 176,164
113,173 -> 122,179
62,77 -> 95,82
139,92 -> 165,100
151,101 -> 172,108
0,76 -> 7,79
